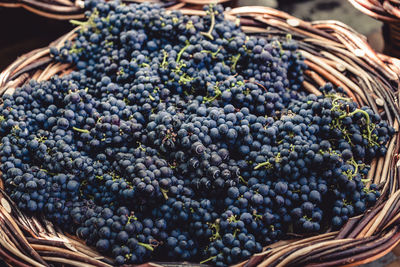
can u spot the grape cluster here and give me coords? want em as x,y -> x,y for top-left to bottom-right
0,1 -> 395,266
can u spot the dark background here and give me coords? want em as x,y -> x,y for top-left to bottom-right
0,8 -> 73,70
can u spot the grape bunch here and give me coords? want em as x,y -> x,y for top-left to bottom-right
0,1 -> 395,266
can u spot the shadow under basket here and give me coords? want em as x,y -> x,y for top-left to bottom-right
0,5 -> 400,267
0,0 -> 234,20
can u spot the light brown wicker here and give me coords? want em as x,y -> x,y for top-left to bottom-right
0,4 -> 399,267
348,0 -> 400,56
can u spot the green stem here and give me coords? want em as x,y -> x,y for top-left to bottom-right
254,161 -> 272,170
176,41 -> 190,63
179,74 -> 194,85
40,169 -> 57,176
227,215 -> 238,223
340,109 -> 372,141
348,157 -> 359,175
286,33 -> 292,42
203,84 -> 222,103
138,242 -> 154,252
212,47 -> 221,58
201,6 -> 216,40
201,47 -> 221,58
233,228 -> 240,238
331,95 -> 351,106
200,255 -> 218,264
253,211 -> 263,220
70,19 -> 86,26
239,176 -> 248,185
361,178 -> 371,184
72,127 -> 90,134
161,50 -> 168,69
137,142 -> 146,152
231,54 -> 241,71
273,40 -> 283,55
127,214 -> 137,224
161,188 -> 169,200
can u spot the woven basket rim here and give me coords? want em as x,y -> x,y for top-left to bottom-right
348,0 -> 400,23
0,4 -> 399,267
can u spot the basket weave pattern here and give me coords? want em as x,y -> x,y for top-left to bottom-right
0,5 -> 399,267
348,0 -> 400,56
348,0 -> 400,22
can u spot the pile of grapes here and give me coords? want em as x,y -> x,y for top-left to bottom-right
0,1 -> 395,265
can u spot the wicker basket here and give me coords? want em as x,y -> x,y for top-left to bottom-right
348,0 -> 400,57
0,4 -> 400,267
0,0 -> 233,20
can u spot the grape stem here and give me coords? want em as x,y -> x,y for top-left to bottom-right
70,20 -> 86,26
70,9 -> 99,32
253,210 -> 263,220
176,41 -> 190,63
127,214 -> 137,224
339,109 -> 372,143
210,221 -> 221,241
348,157 -> 359,176
161,50 -> 168,69
245,79 -> 267,92
201,47 -> 221,58
161,188 -> 169,200
72,127 -> 90,134
254,161 -> 272,170
231,54 -> 241,71
138,242 -> 154,251
201,5 -> 216,40
239,175 -> 248,185
361,178 -> 371,183
200,255 -> 218,264
233,228 -> 240,237
331,96 -> 351,107
179,73 -> 194,85
273,40 -> 284,55
203,83 -> 222,103
40,169 -> 57,176
137,142 -> 146,151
